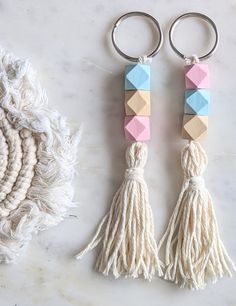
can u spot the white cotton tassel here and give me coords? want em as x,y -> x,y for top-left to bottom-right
76,142 -> 162,280
157,141 -> 235,289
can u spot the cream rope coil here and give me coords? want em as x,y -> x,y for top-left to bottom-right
0,108 -> 22,204
0,128 -> 8,181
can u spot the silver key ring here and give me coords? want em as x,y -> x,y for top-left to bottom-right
169,12 -> 219,61
111,11 -> 163,62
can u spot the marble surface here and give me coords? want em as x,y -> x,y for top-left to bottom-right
1,0 -> 236,305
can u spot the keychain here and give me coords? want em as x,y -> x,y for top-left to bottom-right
76,12 -> 164,280
157,12 -> 235,289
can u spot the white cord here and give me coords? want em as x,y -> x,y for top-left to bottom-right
157,141 -> 235,289
76,142 -> 163,280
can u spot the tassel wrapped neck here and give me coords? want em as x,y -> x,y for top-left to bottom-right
76,142 -> 162,280
157,141 -> 235,289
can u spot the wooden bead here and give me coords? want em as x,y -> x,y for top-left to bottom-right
125,64 -> 150,91
185,89 -> 210,115
182,114 -> 208,141
124,116 -> 150,141
185,64 -> 209,89
125,90 -> 150,116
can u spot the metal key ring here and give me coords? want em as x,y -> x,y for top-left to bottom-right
111,11 -> 163,62
169,12 -> 219,61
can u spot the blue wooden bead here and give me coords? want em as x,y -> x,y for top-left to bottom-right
184,89 -> 210,115
125,64 -> 150,91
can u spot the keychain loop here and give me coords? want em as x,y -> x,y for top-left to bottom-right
169,12 -> 219,61
111,11 -> 163,62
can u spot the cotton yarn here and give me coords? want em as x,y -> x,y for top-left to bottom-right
0,49 -> 79,263
76,142 -> 163,280
157,141 -> 235,289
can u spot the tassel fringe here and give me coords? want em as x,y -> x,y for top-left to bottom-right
157,141 -> 235,289
76,142 -> 162,280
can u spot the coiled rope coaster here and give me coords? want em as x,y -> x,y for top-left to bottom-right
0,49 -> 79,263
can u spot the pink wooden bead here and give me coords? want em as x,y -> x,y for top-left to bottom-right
124,116 -> 150,141
185,64 -> 209,89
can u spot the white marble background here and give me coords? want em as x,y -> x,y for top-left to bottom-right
0,0 -> 236,305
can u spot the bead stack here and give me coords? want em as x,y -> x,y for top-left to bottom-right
124,63 -> 151,141
182,63 -> 210,141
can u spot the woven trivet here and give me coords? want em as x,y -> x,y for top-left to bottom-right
0,49 -> 79,263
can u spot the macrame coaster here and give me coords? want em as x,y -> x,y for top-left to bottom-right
0,49 -> 79,263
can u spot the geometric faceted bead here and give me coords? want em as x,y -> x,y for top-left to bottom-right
185,89 -> 210,115
182,114 -> 208,141
125,90 -> 150,116
124,116 -> 150,141
185,64 -> 210,89
125,64 -> 150,91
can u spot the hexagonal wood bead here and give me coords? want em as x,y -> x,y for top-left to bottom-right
185,89 -> 210,115
124,116 -> 150,141
185,64 -> 209,89
125,90 -> 150,116
125,64 -> 150,91
182,114 -> 208,141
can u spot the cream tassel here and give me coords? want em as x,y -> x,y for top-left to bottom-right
157,141 -> 235,289
76,142 -> 162,280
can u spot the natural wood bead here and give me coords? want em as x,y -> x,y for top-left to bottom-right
125,90 -> 150,116
182,114 -> 208,141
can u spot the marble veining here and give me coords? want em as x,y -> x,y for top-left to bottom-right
0,0 -> 235,305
